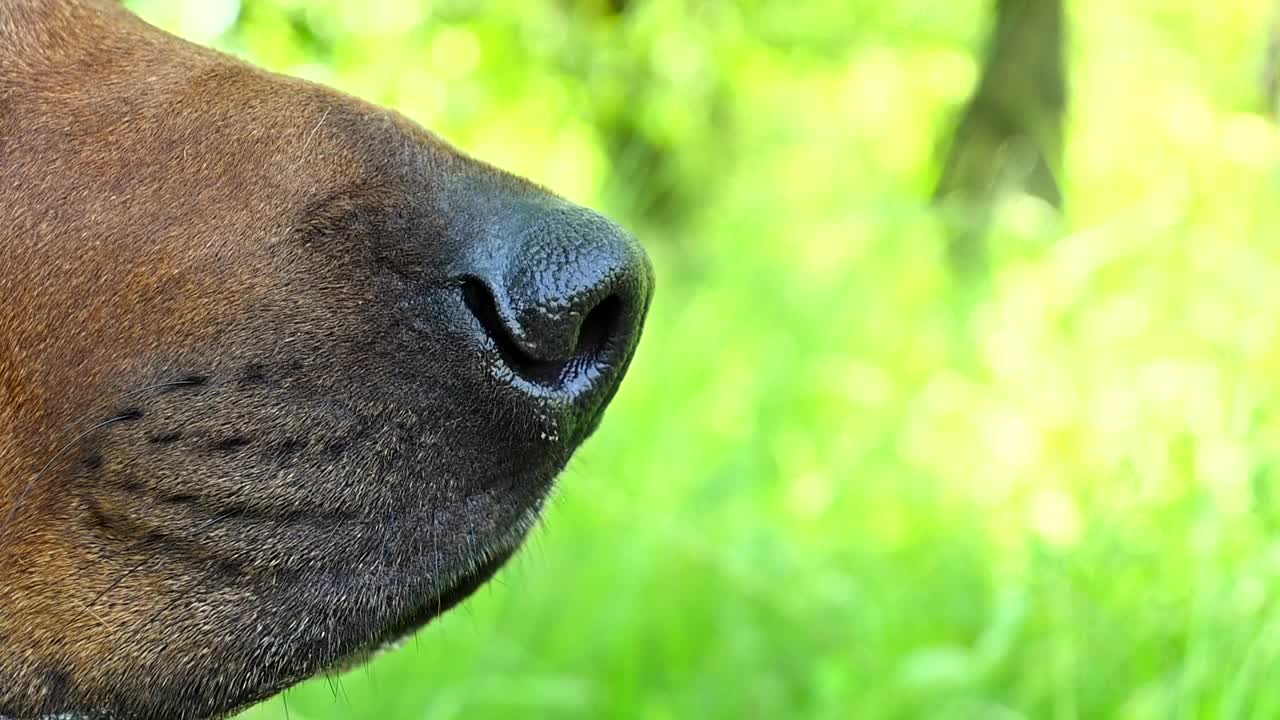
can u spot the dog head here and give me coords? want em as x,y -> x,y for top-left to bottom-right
0,1 -> 652,717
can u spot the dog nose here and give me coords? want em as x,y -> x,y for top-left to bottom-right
457,197 -> 653,401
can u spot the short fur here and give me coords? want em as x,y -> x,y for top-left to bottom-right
0,1 -> 651,717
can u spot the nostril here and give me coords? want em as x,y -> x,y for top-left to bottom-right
460,276 -> 505,347
459,275 -> 628,389
574,294 -> 621,363
460,276 -> 568,386
460,276 -> 531,374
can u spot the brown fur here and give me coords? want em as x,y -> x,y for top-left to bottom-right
0,1 -> 651,718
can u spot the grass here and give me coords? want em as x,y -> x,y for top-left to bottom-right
123,0 -> 1280,716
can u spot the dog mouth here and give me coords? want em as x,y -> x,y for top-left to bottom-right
76,356 -> 572,711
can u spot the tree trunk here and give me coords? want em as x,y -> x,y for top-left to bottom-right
1263,1 -> 1280,119
934,0 -> 1067,276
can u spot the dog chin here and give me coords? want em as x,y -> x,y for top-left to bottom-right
323,500 -> 541,675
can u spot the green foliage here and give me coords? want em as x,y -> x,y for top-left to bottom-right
125,0 -> 1280,717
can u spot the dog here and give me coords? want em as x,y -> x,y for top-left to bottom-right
0,1 -> 653,717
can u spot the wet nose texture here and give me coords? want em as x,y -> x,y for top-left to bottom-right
457,199 -> 654,400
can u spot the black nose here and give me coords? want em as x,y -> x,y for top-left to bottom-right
456,196 -> 653,401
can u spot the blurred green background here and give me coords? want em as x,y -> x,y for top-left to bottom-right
124,0 -> 1280,717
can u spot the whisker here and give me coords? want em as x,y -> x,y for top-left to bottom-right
432,502 -> 442,621
301,108 -> 330,156
336,673 -> 350,705
0,377 -> 206,537
71,596 -> 116,634
3,415 -> 135,536
114,563 -> 219,652
73,513 -> 228,625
